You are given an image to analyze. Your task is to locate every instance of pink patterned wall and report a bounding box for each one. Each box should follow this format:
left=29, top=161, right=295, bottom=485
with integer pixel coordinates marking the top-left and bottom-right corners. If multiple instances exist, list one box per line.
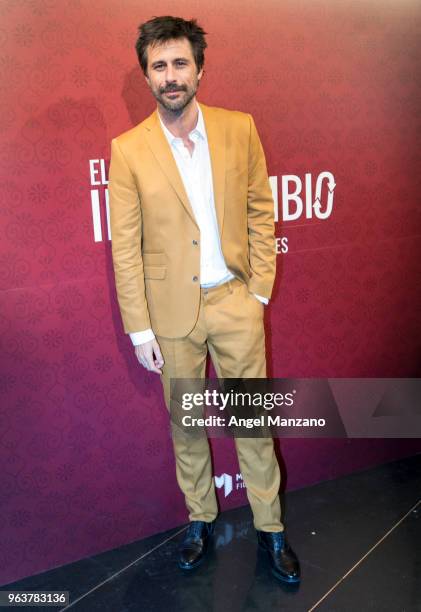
left=0, top=0, right=420, bottom=585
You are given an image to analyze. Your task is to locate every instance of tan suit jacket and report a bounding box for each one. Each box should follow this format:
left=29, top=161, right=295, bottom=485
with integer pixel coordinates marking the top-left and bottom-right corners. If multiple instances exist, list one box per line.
left=108, top=101, right=276, bottom=339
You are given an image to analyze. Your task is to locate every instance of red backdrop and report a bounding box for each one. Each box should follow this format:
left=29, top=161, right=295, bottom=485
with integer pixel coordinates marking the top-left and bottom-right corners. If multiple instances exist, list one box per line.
left=0, top=0, right=420, bottom=584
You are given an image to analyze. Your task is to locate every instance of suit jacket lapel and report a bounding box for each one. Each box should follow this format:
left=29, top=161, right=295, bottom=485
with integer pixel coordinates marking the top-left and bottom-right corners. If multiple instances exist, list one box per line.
left=199, top=102, right=226, bottom=237
left=143, top=102, right=226, bottom=237
left=143, top=109, right=197, bottom=226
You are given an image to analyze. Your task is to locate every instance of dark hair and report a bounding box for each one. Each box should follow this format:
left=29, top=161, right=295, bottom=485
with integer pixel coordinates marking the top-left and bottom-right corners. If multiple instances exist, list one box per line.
left=135, top=16, right=208, bottom=76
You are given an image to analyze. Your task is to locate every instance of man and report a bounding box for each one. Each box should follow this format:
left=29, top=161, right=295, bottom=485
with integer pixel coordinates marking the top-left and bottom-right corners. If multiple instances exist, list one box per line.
left=108, top=15, right=300, bottom=583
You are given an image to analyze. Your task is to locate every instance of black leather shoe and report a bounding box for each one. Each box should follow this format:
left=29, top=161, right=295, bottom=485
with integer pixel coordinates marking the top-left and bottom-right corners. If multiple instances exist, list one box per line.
left=178, top=520, right=216, bottom=570
left=257, top=530, right=301, bottom=583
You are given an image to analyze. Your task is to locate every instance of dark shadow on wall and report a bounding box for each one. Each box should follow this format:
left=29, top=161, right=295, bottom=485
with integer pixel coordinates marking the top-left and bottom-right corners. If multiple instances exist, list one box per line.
left=120, top=66, right=156, bottom=130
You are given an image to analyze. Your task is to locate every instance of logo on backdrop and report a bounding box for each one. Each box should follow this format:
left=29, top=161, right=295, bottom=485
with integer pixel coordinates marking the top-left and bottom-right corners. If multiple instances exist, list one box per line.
left=89, top=160, right=336, bottom=251
left=89, top=159, right=110, bottom=242
left=214, top=472, right=246, bottom=497
left=270, top=172, right=336, bottom=255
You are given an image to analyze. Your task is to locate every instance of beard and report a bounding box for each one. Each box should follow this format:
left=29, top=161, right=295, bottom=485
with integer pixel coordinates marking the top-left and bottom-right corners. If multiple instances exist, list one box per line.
left=151, top=78, right=199, bottom=114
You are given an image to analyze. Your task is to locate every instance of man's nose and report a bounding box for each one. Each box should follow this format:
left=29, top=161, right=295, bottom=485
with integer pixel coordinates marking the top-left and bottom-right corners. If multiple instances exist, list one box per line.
left=165, top=65, right=177, bottom=83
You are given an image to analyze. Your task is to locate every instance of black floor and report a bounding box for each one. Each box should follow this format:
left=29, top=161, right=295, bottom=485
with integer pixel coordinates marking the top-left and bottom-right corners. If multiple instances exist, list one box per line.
left=2, top=454, right=420, bottom=611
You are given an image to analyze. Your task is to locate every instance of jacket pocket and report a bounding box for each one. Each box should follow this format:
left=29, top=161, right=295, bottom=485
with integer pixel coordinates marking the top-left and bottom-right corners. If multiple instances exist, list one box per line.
left=142, top=251, right=165, bottom=265
left=144, top=265, right=166, bottom=280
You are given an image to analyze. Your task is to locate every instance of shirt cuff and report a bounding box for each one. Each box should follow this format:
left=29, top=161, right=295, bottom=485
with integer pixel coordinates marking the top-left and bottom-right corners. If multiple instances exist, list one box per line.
left=253, top=293, right=269, bottom=305
left=129, top=329, right=155, bottom=346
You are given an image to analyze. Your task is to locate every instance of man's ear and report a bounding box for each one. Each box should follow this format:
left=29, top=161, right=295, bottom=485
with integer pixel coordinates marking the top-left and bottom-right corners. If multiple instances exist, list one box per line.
left=144, top=73, right=150, bottom=87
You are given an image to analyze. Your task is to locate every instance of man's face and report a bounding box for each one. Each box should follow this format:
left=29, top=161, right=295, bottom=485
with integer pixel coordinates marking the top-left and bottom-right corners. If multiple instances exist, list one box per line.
left=144, top=37, right=203, bottom=113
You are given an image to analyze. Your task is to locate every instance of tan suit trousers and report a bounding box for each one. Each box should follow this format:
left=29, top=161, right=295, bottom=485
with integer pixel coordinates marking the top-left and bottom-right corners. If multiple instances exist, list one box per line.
left=157, top=278, right=284, bottom=532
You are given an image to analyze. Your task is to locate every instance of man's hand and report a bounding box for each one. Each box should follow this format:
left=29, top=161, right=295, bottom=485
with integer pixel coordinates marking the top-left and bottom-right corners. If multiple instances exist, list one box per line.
left=134, top=339, right=164, bottom=374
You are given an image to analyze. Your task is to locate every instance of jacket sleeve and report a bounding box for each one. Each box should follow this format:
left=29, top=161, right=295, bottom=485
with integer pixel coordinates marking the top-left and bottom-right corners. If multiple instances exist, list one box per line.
left=246, top=114, right=276, bottom=299
left=108, top=137, right=152, bottom=334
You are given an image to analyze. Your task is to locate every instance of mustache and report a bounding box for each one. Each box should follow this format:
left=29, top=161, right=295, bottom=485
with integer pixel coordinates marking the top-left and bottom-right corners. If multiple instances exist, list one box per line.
left=161, top=85, right=187, bottom=93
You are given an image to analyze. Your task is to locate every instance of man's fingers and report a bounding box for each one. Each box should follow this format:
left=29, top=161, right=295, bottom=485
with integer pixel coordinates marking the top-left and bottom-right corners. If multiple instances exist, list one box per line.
left=144, top=352, right=161, bottom=374
left=152, top=339, right=164, bottom=367
left=137, top=353, right=148, bottom=369
left=134, top=340, right=163, bottom=374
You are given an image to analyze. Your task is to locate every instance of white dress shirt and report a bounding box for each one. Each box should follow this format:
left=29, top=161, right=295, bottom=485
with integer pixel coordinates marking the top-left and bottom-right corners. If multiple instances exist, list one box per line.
left=130, top=101, right=268, bottom=346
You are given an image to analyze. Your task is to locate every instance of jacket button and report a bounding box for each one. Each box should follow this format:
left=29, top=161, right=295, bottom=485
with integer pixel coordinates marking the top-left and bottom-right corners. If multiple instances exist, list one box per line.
left=192, top=239, right=198, bottom=245
left=192, top=275, right=198, bottom=282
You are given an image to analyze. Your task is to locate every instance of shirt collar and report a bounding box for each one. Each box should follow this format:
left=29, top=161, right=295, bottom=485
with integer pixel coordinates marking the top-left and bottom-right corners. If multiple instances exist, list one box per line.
left=157, top=102, right=206, bottom=144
